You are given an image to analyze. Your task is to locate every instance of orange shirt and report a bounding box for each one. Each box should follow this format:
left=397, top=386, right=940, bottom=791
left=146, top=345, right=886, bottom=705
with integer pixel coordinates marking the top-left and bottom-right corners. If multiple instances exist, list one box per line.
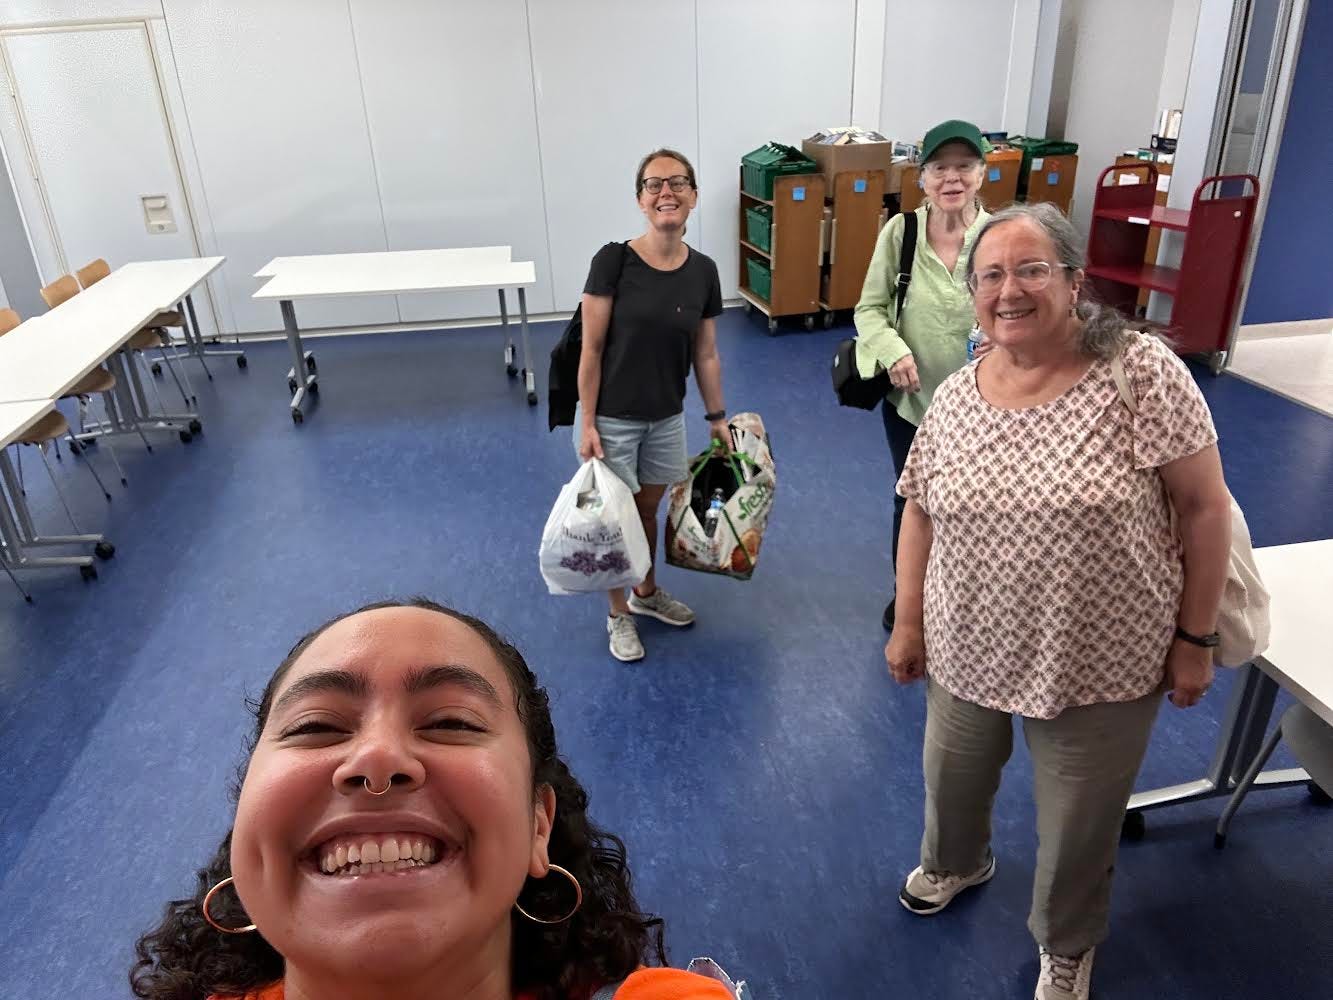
left=210, top=968, right=733, bottom=1000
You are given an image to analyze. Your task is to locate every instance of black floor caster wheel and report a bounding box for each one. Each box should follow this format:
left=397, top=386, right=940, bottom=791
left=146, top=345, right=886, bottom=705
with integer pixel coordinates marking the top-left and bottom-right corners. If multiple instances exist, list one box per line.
left=306, top=355, right=318, bottom=374
left=803, top=314, right=816, bottom=331
left=80, top=564, right=98, bottom=581
left=67, top=440, right=83, bottom=456
left=179, top=430, right=193, bottom=444
left=307, top=380, right=319, bottom=395
left=766, top=317, right=778, bottom=335
left=1121, top=811, right=1146, bottom=842
left=292, top=409, right=304, bottom=425
left=94, top=541, right=115, bottom=560
left=741, top=300, right=753, bottom=315
left=1311, top=782, right=1333, bottom=806
left=526, top=391, right=538, bottom=406
left=288, top=378, right=298, bottom=396
left=823, top=311, right=836, bottom=329
left=151, top=363, right=162, bottom=377
left=236, top=355, right=248, bottom=369
left=1213, top=832, right=1227, bottom=850
left=506, top=364, right=518, bottom=378
left=188, top=419, right=202, bottom=434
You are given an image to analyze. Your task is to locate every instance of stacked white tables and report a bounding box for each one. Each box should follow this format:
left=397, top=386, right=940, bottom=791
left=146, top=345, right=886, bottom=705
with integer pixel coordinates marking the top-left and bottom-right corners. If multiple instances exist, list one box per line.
left=0, top=256, right=226, bottom=442
left=1125, top=539, right=1333, bottom=837
left=252, top=247, right=538, bottom=423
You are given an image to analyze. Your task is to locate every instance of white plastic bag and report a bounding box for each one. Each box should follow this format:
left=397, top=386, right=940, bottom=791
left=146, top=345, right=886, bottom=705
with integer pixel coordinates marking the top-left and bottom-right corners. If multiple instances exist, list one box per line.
left=539, top=459, right=651, bottom=595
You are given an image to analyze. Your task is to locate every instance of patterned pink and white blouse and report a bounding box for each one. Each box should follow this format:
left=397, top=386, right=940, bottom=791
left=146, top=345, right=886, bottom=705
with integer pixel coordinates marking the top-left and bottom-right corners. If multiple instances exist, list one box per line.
left=896, top=332, right=1218, bottom=719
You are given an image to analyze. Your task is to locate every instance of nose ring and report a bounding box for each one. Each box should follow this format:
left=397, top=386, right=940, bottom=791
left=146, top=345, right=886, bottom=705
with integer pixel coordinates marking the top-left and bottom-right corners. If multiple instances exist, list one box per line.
left=364, top=777, right=393, bottom=796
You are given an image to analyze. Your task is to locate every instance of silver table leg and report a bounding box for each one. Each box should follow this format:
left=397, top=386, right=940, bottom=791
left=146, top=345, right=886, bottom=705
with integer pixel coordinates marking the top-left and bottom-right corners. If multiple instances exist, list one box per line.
left=282, top=299, right=317, bottom=424
left=517, top=286, right=536, bottom=406
left=498, top=289, right=517, bottom=377
left=1124, top=663, right=1311, bottom=836
left=150, top=293, right=245, bottom=372
left=0, top=450, right=102, bottom=575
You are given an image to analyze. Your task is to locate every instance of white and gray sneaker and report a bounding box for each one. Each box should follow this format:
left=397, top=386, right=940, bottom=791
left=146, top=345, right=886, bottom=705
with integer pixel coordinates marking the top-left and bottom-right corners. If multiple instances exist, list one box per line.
left=607, top=614, right=645, bottom=662
left=627, top=587, right=695, bottom=626
left=1035, top=947, right=1094, bottom=1000
left=898, top=852, right=997, bottom=915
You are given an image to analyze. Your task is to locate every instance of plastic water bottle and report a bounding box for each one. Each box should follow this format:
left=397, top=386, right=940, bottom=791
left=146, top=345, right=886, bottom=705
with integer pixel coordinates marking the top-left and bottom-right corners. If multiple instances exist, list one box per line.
left=703, top=489, right=725, bottom=538
left=967, top=325, right=986, bottom=361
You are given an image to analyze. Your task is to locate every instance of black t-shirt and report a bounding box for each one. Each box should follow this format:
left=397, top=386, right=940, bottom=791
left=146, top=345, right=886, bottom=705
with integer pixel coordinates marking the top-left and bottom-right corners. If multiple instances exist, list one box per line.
left=583, top=242, right=723, bottom=421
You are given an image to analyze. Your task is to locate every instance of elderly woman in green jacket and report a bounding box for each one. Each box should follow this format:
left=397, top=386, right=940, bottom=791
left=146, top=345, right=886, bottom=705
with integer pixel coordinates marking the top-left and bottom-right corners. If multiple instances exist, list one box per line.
left=854, top=120, right=991, bottom=630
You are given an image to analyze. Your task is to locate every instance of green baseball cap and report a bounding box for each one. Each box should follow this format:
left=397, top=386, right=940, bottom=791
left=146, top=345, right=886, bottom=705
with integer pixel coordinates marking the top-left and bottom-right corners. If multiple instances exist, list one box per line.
left=920, top=120, right=987, bottom=162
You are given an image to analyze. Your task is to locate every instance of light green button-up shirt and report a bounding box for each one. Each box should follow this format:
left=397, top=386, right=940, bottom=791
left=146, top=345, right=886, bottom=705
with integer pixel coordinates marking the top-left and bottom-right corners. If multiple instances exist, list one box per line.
left=853, top=202, right=989, bottom=427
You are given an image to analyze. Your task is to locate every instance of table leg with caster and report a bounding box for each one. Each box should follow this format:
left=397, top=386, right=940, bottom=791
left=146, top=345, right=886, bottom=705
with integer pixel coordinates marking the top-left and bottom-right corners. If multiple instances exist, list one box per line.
left=1123, top=664, right=1308, bottom=841
left=282, top=299, right=318, bottom=424
left=517, top=287, right=537, bottom=406
left=0, top=451, right=106, bottom=578
left=499, top=289, right=517, bottom=378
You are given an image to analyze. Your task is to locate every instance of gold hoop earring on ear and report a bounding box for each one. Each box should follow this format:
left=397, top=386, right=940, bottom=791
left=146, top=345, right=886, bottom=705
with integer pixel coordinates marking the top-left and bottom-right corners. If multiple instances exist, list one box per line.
left=514, top=863, right=583, bottom=925
left=202, top=876, right=258, bottom=935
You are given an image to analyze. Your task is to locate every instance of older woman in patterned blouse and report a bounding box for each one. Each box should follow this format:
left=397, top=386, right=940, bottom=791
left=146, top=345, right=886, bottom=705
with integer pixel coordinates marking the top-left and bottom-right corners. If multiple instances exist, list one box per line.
left=884, top=203, right=1232, bottom=1000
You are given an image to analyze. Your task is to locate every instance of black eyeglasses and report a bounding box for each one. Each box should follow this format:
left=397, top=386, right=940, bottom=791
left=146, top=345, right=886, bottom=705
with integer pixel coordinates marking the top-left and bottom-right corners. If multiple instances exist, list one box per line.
left=640, top=175, right=692, bottom=195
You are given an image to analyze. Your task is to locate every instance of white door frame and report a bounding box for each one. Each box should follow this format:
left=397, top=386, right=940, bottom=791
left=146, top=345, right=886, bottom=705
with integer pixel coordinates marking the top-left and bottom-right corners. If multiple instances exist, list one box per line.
left=0, top=18, right=227, bottom=336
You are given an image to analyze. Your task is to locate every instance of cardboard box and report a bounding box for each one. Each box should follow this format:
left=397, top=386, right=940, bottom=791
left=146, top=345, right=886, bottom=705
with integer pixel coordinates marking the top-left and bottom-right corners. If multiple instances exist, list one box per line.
left=802, top=136, right=893, bottom=191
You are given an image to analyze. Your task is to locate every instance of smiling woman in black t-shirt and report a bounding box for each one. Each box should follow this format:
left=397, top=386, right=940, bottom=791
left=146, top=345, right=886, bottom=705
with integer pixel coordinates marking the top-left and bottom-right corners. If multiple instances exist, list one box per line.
left=574, top=147, right=727, bottom=664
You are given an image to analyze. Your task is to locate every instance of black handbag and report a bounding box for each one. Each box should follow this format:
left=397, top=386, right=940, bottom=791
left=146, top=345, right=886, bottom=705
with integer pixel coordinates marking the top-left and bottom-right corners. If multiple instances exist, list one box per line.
left=831, top=211, right=918, bottom=410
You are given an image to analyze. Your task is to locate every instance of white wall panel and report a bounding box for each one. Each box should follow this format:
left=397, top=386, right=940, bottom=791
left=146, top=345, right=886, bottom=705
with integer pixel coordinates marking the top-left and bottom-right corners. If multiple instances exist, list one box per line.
left=162, top=0, right=394, bottom=333
left=147, top=17, right=226, bottom=338
left=526, top=0, right=698, bottom=312
left=1061, top=0, right=1174, bottom=233
left=880, top=1, right=1019, bottom=141
left=698, top=0, right=855, bottom=298
left=349, top=0, right=553, bottom=321
left=0, top=2, right=162, bottom=24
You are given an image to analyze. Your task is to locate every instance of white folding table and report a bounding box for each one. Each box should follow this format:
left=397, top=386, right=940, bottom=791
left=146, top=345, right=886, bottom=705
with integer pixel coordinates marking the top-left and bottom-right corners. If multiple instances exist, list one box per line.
left=0, top=398, right=110, bottom=585
left=252, top=247, right=538, bottom=423
left=0, top=257, right=226, bottom=442
left=1125, top=538, right=1333, bottom=837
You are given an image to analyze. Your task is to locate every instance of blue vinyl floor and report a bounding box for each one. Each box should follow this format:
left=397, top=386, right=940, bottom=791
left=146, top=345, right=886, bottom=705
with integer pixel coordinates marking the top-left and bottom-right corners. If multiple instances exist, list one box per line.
left=1, top=308, right=1330, bottom=999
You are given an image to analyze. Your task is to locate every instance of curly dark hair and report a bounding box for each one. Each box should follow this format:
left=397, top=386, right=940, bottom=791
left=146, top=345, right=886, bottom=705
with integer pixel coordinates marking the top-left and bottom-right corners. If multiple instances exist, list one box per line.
left=130, top=598, right=666, bottom=1000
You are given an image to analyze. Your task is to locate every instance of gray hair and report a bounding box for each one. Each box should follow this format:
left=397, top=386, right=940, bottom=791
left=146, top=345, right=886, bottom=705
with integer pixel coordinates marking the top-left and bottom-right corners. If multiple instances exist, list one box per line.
left=966, top=202, right=1141, bottom=360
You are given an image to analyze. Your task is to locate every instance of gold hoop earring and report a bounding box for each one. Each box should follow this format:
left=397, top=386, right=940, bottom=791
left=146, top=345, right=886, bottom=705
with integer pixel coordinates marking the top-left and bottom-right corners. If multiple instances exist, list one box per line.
left=202, top=876, right=257, bottom=935
left=514, top=863, right=583, bottom=925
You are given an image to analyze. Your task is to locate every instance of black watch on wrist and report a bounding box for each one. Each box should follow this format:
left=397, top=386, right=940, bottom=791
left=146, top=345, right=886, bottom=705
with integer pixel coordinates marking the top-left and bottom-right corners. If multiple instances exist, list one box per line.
left=1174, top=625, right=1220, bottom=649
left=704, top=410, right=726, bottom=422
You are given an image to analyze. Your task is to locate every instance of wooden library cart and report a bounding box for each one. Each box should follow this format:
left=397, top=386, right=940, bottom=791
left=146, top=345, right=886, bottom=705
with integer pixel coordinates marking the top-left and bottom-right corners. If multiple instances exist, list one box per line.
left=1085, top=164, right=1259, bottom=373
left=739, top=168, right=825, bottom=334
left=817, top=169, right=887, bottom=327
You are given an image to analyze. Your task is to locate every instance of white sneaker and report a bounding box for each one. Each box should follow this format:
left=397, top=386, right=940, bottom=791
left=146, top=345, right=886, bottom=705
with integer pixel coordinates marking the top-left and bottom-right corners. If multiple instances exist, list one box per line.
left=898, top=852, right=996, bottom=915
left=1035, top=947, right=1095, bottom=1000
left=627, top=586, right=695, bottom=626
left=607, top=614, right=644, bottom=662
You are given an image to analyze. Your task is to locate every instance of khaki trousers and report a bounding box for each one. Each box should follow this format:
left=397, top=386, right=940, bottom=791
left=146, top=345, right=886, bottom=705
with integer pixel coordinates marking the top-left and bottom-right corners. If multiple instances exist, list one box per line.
left=921, top=678, right=1160, bottom=955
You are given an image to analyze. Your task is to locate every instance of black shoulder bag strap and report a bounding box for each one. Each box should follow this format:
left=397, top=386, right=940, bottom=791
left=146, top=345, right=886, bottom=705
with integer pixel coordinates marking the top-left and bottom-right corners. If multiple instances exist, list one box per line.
left=894, top=211, right=918, bottom=324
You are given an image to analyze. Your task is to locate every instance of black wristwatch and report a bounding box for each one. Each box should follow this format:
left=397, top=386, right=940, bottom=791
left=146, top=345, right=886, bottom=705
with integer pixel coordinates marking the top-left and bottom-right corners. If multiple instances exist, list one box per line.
left=1174, top=625, right=1220, bottom=649
left=704, top=410, right=727, bottom=422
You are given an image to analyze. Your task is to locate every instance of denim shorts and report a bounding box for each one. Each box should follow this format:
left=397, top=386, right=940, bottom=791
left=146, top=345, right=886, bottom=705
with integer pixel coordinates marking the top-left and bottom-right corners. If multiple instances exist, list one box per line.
left=572, top=411, right=689, bottom=494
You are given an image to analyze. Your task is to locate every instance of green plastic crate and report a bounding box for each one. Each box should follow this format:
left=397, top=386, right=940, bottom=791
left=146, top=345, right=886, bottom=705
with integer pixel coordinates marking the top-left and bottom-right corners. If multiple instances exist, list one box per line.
left=744, top=204, right=773, bottom=251
left=745, top=257, right=772, bottom=302
left=742, top=143, right=817, bottom=200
